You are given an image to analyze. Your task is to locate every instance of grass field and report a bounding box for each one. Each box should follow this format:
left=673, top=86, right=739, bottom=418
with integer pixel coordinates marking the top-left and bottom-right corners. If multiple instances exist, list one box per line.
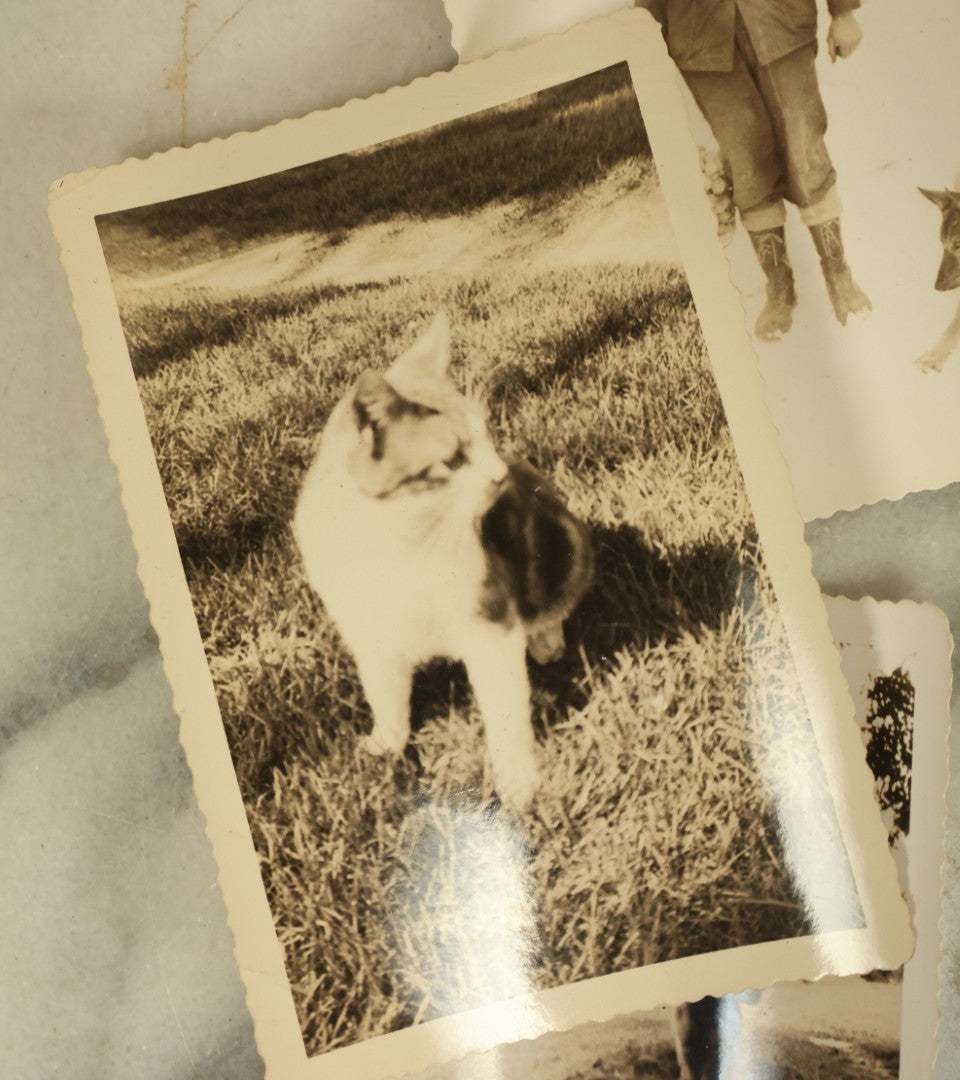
left=98, top=66, right=852, bottom=1057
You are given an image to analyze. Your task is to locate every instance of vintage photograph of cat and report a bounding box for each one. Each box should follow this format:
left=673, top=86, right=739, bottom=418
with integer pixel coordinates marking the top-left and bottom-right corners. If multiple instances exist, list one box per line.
left=294, top=312, right=594, bottom=811
left=95, top=64, right=861, bottom=1058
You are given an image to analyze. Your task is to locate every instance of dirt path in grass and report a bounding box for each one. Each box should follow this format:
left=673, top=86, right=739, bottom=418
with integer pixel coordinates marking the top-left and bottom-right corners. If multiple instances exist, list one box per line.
left=114, top=165, right=681, bottom=301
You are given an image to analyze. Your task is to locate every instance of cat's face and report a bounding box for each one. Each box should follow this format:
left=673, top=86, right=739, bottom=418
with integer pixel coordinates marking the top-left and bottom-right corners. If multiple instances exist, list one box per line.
left=346, top=314, right=507, bottom=500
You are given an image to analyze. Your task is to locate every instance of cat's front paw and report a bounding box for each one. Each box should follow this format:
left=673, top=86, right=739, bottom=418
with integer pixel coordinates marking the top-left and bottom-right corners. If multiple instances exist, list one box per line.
left=493, top=755, right=541, bottom=814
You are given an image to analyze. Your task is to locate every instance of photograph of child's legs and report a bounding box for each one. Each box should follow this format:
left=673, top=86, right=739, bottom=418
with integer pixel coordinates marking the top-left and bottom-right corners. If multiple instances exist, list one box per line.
left=679, top=9, right=870, bottom=340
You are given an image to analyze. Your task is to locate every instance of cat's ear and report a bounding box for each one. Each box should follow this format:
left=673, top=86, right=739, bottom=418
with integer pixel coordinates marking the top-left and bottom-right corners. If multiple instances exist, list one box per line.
left=353, top=369, right=399, bottom=428
left=392, top=313, right=452, bottom=382
left=920, top=187, right=953, bottom=211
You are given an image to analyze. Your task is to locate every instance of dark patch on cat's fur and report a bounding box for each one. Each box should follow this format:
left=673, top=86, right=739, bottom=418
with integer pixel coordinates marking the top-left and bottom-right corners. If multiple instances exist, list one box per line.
left=479, top=461, right=593, bottom=627
left=393, top=526, right=747, bottom=775
left=352, top=370, right=437, bottom=460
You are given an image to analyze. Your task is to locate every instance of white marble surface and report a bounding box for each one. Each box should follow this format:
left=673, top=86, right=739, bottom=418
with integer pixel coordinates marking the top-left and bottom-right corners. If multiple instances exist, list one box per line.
left=2, top=3, right=957, bottom=1078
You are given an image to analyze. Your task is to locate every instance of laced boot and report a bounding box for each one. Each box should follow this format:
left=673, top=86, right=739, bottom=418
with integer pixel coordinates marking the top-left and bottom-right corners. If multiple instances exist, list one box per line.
left=748, top=227, right=797, bottom=341
left=808, top=218, right=872, bottom=325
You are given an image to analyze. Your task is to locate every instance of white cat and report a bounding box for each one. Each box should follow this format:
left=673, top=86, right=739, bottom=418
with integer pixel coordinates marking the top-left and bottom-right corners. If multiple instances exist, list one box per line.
left=292, top=313, right=593, bottom=811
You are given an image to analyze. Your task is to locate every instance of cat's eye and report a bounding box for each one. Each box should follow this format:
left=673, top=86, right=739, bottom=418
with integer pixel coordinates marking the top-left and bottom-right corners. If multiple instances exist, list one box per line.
left=412, top=453, right=464, bottom=484
left=444, top=447, right=467, bottom=471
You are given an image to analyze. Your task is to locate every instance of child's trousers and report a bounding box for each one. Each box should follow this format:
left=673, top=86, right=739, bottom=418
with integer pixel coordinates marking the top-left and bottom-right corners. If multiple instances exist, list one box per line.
left=682, top=11, right=841, bottom=231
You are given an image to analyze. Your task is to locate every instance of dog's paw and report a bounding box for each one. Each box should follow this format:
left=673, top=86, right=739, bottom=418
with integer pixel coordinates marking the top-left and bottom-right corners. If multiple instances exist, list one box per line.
left=915, top=347, right=948, bottom=373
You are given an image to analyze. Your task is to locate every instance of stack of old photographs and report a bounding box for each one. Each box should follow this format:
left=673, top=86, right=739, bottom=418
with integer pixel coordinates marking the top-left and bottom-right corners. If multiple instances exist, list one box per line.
left=49, top=9, right=954, bottom=1079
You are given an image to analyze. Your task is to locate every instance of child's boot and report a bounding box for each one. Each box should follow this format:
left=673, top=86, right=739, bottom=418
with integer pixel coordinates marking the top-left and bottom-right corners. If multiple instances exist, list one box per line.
left=748, top=227, right=797, bottom=341
left=808, top=218, right=871, bottom=325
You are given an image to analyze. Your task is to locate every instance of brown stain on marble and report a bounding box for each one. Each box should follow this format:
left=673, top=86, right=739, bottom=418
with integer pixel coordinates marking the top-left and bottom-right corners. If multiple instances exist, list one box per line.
left=164, top=0, right=261, bottom=146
